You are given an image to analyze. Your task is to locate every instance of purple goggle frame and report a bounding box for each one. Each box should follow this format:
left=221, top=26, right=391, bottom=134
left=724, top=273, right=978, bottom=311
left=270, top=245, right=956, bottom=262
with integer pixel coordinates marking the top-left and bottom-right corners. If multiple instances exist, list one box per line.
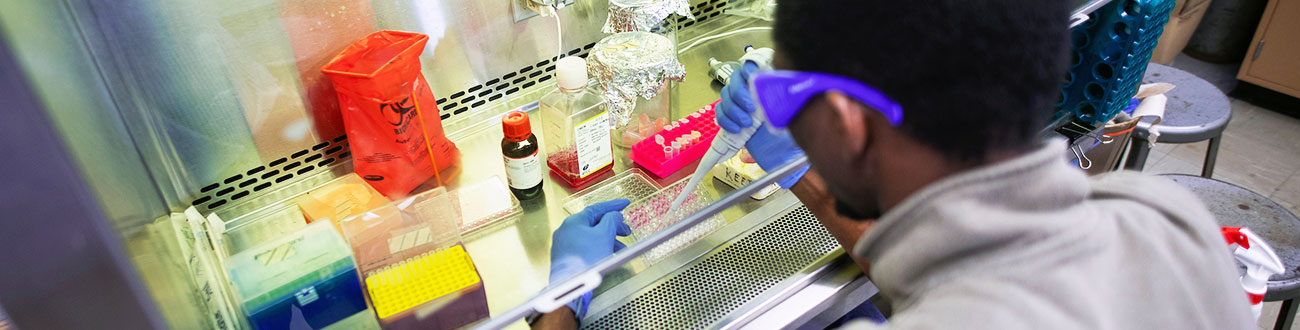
left=749, top=70, right=904, bottom=129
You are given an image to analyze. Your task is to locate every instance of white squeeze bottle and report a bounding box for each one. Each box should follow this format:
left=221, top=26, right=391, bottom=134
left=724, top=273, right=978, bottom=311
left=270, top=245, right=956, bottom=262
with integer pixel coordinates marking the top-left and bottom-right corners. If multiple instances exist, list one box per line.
left=542, top=57, right=614, bottom=187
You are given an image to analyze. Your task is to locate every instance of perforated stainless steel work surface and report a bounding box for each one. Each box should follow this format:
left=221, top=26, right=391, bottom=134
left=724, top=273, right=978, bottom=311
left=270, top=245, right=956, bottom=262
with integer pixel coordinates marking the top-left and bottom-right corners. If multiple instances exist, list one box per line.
left=581, top=206, right=838, bottom=330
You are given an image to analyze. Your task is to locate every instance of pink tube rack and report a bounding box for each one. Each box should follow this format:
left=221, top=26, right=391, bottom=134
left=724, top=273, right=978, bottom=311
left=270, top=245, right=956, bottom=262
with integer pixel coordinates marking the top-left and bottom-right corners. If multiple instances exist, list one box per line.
left=630, top=100, right=722, bottom=178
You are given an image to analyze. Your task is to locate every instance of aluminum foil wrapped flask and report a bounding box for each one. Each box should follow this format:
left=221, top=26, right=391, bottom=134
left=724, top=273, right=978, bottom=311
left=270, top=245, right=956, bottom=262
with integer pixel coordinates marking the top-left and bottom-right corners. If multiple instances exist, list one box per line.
left=588, top=32, right=686, bottom=147
left=604, top=0, right=694, bottom=34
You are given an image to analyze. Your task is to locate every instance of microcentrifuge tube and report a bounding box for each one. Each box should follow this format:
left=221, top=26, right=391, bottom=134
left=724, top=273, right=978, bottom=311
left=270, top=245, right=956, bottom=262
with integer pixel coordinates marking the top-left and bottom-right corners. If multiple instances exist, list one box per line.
left=691, top=130, right=701, bottom=141
left=678, top=118, right=689, bottom=125
left=655, top=134, right=666, bottom=145
left=691, top=112, right=702, bottom=118
left=671, top=141, right=681, bottom=152
left=664, top=125, right=673, bottom=132
left=663, top=146, right=674, bottom=157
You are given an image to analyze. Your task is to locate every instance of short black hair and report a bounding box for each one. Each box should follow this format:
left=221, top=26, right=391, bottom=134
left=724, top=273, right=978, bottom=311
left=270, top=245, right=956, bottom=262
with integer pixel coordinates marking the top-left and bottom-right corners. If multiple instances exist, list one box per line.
left=775, top=0, right=1071, bottom=161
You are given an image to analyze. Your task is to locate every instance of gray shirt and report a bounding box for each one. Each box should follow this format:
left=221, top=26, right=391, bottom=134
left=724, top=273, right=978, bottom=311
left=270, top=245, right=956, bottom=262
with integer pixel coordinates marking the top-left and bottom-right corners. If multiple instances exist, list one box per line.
left=844, top=140, right=1254, bottom=329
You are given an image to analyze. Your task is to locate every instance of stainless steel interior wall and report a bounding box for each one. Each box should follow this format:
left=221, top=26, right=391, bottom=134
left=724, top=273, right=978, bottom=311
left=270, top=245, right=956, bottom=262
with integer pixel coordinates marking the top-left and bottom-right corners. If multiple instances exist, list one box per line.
left=0, top=1, right=168, bottom=230
left=0, top=27, right=167, bottom=329
left=3, top=0, right=650, bottom=225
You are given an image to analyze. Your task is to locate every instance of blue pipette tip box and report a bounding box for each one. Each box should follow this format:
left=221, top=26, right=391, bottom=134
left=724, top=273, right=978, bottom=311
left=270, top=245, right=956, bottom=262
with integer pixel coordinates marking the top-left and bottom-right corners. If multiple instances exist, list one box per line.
left=227, top=222, right=368, bottom=330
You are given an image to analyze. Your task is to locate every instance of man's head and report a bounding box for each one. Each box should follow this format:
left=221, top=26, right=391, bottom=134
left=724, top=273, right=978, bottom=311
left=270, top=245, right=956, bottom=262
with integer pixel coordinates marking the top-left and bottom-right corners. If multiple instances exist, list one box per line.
left=773, top=0, right=1071, bottom=219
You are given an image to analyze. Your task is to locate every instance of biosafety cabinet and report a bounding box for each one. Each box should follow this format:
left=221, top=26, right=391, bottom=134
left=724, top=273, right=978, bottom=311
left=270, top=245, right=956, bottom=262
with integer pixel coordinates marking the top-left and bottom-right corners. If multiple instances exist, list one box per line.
left=0, top=0, right=1106, bottom=329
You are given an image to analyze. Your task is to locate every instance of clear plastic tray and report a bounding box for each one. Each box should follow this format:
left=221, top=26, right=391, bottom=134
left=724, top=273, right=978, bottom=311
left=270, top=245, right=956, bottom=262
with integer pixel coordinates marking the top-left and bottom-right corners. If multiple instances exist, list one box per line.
left=622, top=179, right=726, bottom=263
left=562, top=169, right=663, bottom=215
left=452, top=176, right=522, bottom=234
left=564, top=171, right=725, bottom=264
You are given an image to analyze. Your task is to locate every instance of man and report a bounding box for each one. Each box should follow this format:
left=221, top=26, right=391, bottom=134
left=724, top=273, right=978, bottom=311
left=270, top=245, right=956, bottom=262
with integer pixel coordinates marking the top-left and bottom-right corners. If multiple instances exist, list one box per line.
left=536, top=0, right=1255, bottom=328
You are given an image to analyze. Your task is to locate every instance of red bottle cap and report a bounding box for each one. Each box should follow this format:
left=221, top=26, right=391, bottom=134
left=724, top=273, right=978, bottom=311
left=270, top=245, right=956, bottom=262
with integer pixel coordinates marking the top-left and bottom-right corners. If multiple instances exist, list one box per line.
left=502, top=111, right=532, bottom=142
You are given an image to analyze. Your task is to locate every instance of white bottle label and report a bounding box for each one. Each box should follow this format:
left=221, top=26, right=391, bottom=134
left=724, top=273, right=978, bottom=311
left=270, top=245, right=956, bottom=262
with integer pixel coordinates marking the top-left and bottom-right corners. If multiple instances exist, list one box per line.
left=575, top=112, right=614, bottom=178
left=504, top=150, right=542, bottom=190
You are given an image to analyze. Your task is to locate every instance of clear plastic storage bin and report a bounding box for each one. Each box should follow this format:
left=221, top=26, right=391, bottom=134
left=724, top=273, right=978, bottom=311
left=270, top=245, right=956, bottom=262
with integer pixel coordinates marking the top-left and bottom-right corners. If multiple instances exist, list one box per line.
left=337, top=187, right=488, bottom=330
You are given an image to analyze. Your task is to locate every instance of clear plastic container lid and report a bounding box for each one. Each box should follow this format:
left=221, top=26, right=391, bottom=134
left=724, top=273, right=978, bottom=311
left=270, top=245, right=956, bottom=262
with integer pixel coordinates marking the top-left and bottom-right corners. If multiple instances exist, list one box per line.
left=298, top=173, right=391, bottom=226
left=337, top=187, right=489, bottom=324
left=225, top=221, right=357, bottom=310
left=220, top=203, right=310, bottom=258
left=588, top=32, right=685, bottom=127
left=337, top=187, right=463, bottom=273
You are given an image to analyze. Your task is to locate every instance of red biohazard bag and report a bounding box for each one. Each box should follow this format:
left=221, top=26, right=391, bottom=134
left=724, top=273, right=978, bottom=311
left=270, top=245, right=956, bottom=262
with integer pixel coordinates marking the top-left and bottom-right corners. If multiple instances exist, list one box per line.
left=322, top=30, right=459, bottom=197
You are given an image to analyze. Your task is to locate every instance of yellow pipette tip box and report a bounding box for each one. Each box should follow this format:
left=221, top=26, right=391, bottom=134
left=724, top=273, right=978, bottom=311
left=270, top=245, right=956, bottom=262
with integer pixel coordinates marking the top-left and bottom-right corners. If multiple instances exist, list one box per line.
left=364, top=245, right=482, bottom=319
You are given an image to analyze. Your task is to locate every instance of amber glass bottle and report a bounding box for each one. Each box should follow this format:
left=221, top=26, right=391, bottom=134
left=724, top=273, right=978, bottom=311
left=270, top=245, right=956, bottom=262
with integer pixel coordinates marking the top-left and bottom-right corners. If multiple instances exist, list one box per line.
left=502, top=111, right=543, bottom=200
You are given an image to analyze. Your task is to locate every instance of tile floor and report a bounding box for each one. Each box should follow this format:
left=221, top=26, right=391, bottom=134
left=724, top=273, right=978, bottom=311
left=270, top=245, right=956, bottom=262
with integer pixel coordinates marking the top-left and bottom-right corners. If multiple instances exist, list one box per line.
left=1138, top=56, right=1300, bottom=330
left=1144, top=98, right=1300, bottom=216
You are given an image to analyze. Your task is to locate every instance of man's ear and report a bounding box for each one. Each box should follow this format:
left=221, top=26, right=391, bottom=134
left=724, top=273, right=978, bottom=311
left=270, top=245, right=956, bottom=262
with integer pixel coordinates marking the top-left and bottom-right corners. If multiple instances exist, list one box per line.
left=824, top=92, right=870, bottom=160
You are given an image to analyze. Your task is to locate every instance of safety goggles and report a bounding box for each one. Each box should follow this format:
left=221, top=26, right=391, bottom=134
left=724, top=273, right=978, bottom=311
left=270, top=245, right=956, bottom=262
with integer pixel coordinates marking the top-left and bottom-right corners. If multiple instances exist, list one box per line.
left=749, top=70, right=904, bottom=129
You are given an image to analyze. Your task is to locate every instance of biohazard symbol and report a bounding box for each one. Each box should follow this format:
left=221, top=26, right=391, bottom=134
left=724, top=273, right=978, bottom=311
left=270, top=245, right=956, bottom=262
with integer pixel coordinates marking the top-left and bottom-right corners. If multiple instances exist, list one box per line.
left=380, top=97, right=416, bottom=127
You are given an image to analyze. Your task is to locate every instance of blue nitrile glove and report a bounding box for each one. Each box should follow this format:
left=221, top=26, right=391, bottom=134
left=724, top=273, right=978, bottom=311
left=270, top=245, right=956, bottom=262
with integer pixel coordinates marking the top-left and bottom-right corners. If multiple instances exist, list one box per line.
left=549, top=199, right=633, bottom=320
left=715, top=62, right=810, bottom=188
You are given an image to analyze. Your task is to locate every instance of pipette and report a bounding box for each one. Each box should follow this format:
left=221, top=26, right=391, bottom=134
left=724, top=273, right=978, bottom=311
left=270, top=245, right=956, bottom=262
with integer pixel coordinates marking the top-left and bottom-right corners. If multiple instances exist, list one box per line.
left=668, top=46, right=774, bottom=212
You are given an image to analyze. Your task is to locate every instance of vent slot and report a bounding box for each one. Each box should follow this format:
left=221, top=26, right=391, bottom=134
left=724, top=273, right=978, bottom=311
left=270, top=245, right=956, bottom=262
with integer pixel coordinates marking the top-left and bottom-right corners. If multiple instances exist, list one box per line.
left=436, top=42, right=597, bottom=119
left=188, top=136, right=350, bottom=213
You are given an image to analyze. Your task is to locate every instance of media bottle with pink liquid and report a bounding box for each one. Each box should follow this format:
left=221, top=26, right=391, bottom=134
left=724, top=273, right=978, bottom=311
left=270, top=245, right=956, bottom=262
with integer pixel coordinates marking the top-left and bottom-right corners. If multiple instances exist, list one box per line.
left=541, top=57, right=614, bottom=187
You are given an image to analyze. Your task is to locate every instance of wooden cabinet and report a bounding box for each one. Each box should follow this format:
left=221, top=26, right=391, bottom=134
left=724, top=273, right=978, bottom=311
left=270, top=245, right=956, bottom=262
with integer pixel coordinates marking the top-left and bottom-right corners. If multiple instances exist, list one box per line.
left=1239, top=0, right=1300, bottom=98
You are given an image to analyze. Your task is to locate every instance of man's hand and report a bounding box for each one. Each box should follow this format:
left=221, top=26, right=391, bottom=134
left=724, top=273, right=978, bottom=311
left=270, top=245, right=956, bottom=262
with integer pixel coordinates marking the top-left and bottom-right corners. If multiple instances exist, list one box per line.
left=715, top=62, right=809, bottom=188
left=547, top=199, right=632, bottom=322
left=532, top=306, right=577, bottom=329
